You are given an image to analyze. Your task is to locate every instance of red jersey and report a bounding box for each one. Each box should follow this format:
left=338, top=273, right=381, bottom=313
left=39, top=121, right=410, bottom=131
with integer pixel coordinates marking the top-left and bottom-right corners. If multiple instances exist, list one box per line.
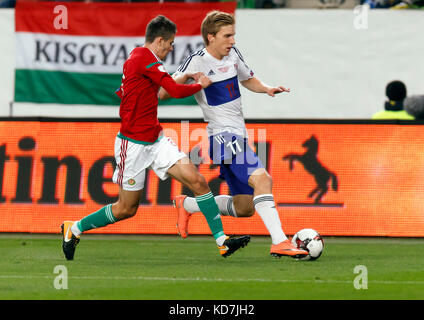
left=116, top=47, right=201, bottom=143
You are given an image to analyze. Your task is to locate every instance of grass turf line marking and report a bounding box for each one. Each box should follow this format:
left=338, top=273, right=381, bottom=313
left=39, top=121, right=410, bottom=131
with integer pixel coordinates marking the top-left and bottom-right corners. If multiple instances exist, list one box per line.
left=1, top=275, right=424, bottom=285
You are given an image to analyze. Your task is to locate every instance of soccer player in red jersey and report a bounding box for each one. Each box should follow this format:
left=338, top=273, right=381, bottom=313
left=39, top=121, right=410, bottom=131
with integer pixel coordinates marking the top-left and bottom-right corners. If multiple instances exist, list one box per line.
left=61, top=15, right=250, bottom=260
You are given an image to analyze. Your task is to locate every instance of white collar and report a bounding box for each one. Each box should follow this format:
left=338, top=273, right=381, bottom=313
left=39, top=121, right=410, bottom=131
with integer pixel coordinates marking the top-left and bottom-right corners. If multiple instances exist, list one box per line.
left=204, top=48, right=228, bottom=64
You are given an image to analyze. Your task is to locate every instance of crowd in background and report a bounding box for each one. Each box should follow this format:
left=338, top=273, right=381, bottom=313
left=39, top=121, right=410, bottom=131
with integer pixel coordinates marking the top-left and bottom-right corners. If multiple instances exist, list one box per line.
left=372, top=80, right=424, bottom=120
left=361, top=0, right=424, bottom=9
left=2, top=0, right=424, bottom=8
left=3, top=0, right=252, bottom=9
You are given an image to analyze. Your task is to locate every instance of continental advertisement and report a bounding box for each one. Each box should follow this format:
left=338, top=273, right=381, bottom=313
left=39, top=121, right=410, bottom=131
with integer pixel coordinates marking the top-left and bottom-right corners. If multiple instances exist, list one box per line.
left=1, top=120, right=423, bottom=237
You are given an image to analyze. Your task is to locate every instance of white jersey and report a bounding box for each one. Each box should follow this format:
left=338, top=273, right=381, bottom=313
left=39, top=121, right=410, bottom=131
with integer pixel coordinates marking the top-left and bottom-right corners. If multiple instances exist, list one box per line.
left=174, top=47, right=254, bottom=138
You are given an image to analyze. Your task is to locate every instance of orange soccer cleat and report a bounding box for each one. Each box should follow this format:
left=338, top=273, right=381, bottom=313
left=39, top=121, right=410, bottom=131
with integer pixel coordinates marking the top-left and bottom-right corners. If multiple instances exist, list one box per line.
left=270, top=239, right=308, bottom=259
left=173, top=195, right=191, bottom=238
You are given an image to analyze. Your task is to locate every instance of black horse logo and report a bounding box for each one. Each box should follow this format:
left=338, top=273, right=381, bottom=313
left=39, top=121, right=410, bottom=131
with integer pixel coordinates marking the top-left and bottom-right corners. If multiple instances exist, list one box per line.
left=283, top=135, right=338, bottom=204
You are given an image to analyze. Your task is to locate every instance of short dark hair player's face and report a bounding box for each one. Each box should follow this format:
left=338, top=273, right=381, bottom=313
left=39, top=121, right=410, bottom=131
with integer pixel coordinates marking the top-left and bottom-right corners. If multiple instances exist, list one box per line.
left=157, top=35, right=175, bottom=60
left=208, top=24, right=235, bottom=59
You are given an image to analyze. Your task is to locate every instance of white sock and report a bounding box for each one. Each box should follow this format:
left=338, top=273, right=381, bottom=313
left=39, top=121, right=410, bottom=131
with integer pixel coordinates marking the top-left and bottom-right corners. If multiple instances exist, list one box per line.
left=215, top=195, right=237, bottom=217
left=184, top=195, right=237, bottom=217
left=71, top=222, right=82, bottom=237
left=182, top=196, right=200, bottom=213
left=216, top=235, right=227, bottom=246
left=253, top=194, right=287, bottom=245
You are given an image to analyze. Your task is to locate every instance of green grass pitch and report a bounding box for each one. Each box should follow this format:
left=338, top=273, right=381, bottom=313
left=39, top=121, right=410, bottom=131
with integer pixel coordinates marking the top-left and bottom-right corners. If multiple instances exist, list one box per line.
left=0, top=234, right=423, bottom=300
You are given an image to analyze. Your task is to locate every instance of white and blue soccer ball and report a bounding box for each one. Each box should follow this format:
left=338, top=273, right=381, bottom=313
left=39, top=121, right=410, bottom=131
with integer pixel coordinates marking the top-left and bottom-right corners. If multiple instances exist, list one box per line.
left=291, top=228, right=324, bottom=261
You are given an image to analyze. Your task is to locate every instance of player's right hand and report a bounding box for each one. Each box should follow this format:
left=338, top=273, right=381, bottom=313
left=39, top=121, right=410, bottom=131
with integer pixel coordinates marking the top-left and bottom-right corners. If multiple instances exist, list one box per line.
left=187, top=72, right=204, bottom=82
left=198, top=75, right=212, bottom=89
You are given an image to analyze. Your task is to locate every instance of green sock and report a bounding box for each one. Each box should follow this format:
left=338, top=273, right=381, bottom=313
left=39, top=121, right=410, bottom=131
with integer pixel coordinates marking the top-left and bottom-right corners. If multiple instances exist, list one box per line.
left=77, top=204, right=117, bottom=232
left=196, top=192, right=225, bottom=240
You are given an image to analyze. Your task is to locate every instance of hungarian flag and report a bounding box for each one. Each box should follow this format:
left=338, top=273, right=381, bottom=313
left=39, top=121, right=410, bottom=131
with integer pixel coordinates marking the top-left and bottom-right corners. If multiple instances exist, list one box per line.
left=14, top=1, right=236, bottom=106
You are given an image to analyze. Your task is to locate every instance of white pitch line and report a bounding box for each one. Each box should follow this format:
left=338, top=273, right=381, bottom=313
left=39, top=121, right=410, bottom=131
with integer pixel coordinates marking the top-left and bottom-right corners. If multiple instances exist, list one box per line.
left=1, top=275, right=424, bottom=285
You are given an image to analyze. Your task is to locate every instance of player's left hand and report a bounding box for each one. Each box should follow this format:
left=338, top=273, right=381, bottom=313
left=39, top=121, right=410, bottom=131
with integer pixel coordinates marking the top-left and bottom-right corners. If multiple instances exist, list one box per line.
left=267, top=86, right=290, bottom=97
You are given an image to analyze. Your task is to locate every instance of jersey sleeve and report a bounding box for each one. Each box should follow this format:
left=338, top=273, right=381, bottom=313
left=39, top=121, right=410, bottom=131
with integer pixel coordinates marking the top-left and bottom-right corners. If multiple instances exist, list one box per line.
left=232, top=47, right=254, bottom=82
left=141, top=60, right=169, bottom=85
left=121, top=50, right=169, bottom=87
left=173, top=53, right=199, bottom=84
left=160, top=76, right=201, bottom=98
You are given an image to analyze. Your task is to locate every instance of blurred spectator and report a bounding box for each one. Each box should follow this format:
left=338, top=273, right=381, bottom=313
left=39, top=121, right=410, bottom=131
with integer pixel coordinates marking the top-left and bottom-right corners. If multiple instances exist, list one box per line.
left=362, top=0, right=401, bottom=8
left=390, top=0, right=424, bottom=8
left=0, top=0, right=15, bottom=8
left=255, top=0, right=286, bottom=8
left=404, top=95, right=424, bottom=119
left=362, top=0, right=424, bottom=7
left=372, top=80, right=415, bottom=120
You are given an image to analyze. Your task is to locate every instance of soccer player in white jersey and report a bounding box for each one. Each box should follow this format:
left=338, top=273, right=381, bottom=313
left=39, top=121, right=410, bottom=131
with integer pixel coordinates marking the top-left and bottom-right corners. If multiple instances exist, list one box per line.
left=159, top=11, right=307, bottom=258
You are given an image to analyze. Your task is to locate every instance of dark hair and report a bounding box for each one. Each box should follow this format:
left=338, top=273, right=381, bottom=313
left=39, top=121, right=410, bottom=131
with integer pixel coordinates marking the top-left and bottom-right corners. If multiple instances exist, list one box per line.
left=386, top=80, right=407, bottom=101
left=145, top=15, right=176, bottom=44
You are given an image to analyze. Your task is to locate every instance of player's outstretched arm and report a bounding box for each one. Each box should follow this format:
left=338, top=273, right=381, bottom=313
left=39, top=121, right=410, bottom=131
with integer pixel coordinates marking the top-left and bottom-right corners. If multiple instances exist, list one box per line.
left=241, top=77, right=290, bottom=97
left=159, top=72, right=204, bottom=100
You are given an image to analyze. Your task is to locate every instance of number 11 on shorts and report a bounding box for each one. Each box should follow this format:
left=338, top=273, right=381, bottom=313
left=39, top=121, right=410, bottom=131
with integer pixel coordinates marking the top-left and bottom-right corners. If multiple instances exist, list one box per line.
left=226, top=140, right=242, bottom=155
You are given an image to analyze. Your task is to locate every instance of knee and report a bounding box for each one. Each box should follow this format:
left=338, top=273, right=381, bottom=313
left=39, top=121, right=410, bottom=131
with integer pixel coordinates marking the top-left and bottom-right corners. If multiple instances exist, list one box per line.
left=236, top=206, right=255, bottom=217
left=263, top=175, right=273, bottom=189
left=114, top=203, right=138, bottom=220
left=251, top=172, right=273, bottom=191
left=233, top=201, right=256, bottom=217
left=187, top=174, right=209, bottom=195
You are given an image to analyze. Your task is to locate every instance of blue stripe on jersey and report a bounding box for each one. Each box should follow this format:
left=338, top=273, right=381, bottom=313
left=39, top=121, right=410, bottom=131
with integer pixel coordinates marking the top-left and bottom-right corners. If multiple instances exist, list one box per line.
left=232, top=47, right=244, bottom=62
left=204, top=75, right=240, bottom=106
left=178, top=49, right=205, bottom=72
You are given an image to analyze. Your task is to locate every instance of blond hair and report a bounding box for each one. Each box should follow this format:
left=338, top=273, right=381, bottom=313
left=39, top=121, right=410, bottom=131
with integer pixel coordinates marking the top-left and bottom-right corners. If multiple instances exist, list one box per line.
left=201, top=11, right=235, bottom=46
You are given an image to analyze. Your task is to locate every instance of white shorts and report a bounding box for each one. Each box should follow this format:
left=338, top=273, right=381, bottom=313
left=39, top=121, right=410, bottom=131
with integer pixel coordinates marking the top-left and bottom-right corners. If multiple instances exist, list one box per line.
left=112, top=134, right=187, bottom=191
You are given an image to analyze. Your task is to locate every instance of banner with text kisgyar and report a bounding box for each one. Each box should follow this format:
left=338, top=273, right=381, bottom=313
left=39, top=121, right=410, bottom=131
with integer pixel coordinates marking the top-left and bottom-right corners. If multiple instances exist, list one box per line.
left=14, top=2, right=236, bottom=106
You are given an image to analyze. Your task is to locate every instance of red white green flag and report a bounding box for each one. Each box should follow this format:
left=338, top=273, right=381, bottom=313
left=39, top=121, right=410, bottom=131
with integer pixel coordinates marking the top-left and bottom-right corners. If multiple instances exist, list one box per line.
left=14, top=1, right=236, bottom=106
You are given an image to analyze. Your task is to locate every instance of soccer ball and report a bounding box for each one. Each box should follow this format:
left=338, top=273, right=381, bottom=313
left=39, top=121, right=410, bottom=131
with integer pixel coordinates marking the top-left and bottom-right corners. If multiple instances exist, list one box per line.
left=291, top=228, right=324, bottom=261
